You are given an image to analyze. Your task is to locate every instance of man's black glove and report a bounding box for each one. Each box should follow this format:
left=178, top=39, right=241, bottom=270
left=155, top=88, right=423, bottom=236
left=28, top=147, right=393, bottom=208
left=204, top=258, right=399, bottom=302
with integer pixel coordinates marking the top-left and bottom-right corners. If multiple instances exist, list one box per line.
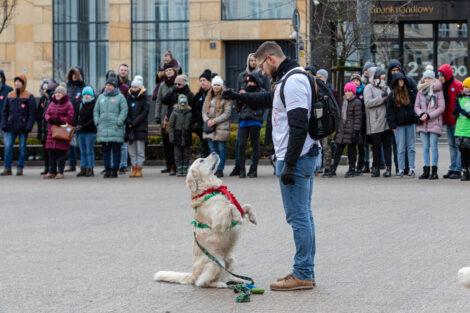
left=281, top=164, right=296, bottom=185
left=381, top=91, right=388, bottom=98
left=351, top=131, right=359, bottom=144
left=221, top=89, right=240, bottom=100
left=154, top=117, right=161, bottom=124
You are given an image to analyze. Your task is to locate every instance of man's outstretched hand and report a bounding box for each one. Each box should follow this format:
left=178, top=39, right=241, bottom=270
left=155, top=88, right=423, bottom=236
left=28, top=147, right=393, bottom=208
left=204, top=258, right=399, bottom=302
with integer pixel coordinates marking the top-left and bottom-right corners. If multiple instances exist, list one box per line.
left=222, top=89, right=240, bottom=100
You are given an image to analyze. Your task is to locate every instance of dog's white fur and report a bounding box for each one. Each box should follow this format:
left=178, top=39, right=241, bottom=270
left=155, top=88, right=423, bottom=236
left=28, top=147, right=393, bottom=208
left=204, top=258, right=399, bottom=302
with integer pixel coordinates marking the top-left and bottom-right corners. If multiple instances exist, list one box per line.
left=458, top=267, right=470, bottom=288
left=154, top=152, right=257, bottom=288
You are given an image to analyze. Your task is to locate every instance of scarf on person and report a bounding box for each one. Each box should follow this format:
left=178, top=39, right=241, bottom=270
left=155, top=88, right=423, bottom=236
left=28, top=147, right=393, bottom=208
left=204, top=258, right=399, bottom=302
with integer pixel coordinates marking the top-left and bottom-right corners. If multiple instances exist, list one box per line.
left=418, top=79, right=436, bottom=108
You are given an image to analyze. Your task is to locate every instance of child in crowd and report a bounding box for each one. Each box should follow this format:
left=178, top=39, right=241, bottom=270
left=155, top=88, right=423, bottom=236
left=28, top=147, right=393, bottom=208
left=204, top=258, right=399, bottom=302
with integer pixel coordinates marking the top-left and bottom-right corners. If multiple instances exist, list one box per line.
left=169, top=94, right=192, bottom=176
left=453, top=77, right=470, bottom=181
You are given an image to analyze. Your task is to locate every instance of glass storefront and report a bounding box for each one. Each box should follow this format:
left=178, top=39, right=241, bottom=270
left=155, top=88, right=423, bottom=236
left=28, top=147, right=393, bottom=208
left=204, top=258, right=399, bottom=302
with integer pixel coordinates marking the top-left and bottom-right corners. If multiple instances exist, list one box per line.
left=131, top=0, right=189, bottom=89
left=221, top=0, right=296, bottom=20
left=53, top=0, right=108, bottom=89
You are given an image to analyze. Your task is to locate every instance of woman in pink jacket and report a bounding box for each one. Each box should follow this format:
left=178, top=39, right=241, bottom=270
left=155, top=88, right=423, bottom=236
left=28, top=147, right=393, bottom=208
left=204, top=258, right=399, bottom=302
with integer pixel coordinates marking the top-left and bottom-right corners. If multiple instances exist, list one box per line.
left=43, top=83, right=74, bottom=179
left=414, top=69, right=445, bottom=180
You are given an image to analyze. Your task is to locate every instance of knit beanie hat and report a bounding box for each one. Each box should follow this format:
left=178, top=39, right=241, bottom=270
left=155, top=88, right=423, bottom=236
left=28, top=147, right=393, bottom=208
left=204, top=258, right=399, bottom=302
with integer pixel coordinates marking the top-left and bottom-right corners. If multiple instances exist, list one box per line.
left=199, top=69, right=212, bottom=81
left=55, top=82, right=67, bottom=96
left=351, top=73, right=361, bottom=82
left=304, top=66, right=317, bottom=75
left=131, top=75, right=144, bottom=89
left=425, top=64, right=434, bottom=71
left=82, top=86, right=94, bottom=97
left=163, top=63, right=174, bottom=70
left=175, top=74, right=188, bottom=85
left=344, top=82, right=357, bottom=94
left=363, top=61, right=376, bottom=74
left=317, top=69, right=328, bottom=80
left=463, top=77, right=470, bottom=89
left=422, top=70, right=435, bottom=80
left=211, top=75, right=224, bottom=86
left=106, top=75, right=118, bottom=88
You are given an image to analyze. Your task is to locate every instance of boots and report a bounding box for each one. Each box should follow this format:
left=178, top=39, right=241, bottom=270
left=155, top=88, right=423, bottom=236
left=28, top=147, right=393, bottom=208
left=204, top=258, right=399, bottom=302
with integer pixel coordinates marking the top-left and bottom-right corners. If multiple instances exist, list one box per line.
left=344, top=167, right=356, bottom=178
left=322, top=168, right=330, bottom=178
left=135, top=166, right=143, bottom=177
left=363, top=163, right=370, bottom=173
left=215, top=169, right=223, bottom=177
left=182, top=166, right=188, bottom=176
left=419, top=166, right=430, bottom=180
left=430, top=166, right=439, bottom=180
left=177, top=166, right=185, bottom=177
left=169, top=164, right=176, bottom=176
left=103, top=168, right=112, bottom=178
left=383, top=166, right=392, bottom=177
left=85, top=168, right=94, bottom=177
left=111, top=168, right=118, bottom=178
left=248, top=165, right=257, bottom=178
left=239, top=167, right=246, bottom=178
left=40, top=168, right=48, bottom=175
left=1, top=168, right=12, bottom=176
left=460, top=170, right=469, bottom=181
left=371, top=167, right=380, bottom=177
left=130, top=166, right=137, bottom=177
left=76, top=168, right=86, bottom=177
left=16, top=167, right=23, bottom=176
left=325, top=165, right=337, bottom=177
left=229, top=166, right=240, bottom=176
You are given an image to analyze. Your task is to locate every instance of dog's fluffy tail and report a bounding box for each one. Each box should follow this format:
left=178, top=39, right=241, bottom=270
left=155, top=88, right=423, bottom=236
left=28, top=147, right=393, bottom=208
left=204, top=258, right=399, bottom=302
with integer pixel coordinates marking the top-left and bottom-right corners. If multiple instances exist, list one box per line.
left=153, top=271, right=194, bottom=285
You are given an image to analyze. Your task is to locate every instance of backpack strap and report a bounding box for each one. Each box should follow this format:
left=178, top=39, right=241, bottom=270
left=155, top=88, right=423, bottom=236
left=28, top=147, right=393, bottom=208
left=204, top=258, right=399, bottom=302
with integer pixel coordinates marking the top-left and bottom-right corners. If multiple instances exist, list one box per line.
left=279, top=69, right=317, bottom=107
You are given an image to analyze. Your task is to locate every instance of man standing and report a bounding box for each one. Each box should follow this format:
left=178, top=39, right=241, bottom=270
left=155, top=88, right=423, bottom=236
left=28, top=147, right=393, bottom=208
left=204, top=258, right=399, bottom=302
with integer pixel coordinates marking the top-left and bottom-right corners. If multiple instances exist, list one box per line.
left=438, top=64, right=463, bottom=179
left=0, top=74, right=37, bottom=176
left=223, top=41, right=321, bottom=290
left=118, top=64, right=131, bottom=88
left=118, top=64, right=132, bottom=174
left=0, top=69, right=13, bottom=144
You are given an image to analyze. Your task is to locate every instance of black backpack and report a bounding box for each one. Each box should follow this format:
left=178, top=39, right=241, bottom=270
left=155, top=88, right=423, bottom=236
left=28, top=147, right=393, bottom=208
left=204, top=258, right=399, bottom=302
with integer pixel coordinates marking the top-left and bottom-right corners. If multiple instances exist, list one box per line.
left=280, top=69, right=340, bottom=140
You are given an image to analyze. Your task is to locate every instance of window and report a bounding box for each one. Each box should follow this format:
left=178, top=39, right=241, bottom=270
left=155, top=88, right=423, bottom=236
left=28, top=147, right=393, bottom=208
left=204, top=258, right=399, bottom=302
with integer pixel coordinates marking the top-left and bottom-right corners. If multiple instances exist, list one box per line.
left=439, top=24, right=450, bottom=38
left=53, top=0, right=108, bottom=90
left=131, top=0, right=189, bottom=90
left=221, top=0, right=296, bottom=20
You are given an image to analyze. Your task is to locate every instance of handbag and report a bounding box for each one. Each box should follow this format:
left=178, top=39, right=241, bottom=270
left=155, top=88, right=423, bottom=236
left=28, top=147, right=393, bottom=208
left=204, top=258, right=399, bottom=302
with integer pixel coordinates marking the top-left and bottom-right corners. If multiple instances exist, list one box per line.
left=51, top=123, right=75, bottom=142
left=203, top=121, right=215, bottom=134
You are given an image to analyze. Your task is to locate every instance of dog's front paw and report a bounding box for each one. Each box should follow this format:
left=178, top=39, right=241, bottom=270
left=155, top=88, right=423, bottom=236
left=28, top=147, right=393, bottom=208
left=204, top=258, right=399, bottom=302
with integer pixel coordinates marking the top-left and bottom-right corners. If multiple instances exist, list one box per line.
left=242, top=204, right=257, bottom=225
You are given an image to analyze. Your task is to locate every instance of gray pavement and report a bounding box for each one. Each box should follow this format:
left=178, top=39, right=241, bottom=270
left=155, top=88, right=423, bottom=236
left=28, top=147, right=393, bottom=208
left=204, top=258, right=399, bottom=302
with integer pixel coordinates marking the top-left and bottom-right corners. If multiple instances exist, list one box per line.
left=1, top=148, right=470, bottom=313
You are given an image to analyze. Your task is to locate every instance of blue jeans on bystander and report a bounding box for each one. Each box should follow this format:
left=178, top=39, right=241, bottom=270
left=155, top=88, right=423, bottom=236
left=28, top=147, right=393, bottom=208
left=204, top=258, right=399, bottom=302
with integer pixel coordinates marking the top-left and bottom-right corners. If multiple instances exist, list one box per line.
left=4, top=132, right=26, bottom=168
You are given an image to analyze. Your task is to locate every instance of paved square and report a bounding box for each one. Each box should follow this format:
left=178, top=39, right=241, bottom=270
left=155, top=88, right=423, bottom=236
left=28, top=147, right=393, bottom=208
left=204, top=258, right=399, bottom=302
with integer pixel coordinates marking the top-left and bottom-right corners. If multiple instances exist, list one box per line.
left=1, top=150, right=469, bottom=313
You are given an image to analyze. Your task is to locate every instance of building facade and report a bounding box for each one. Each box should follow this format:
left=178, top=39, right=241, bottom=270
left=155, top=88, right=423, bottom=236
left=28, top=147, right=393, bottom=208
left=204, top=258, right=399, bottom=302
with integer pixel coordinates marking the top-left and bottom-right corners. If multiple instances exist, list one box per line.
left=0, top=0, right=309, bottom=94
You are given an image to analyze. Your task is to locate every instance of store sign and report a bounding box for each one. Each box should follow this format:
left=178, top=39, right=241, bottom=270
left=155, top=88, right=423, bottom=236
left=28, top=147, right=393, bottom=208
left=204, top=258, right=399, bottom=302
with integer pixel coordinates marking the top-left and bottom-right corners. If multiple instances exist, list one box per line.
left=371, top=5, right=435, bottom=17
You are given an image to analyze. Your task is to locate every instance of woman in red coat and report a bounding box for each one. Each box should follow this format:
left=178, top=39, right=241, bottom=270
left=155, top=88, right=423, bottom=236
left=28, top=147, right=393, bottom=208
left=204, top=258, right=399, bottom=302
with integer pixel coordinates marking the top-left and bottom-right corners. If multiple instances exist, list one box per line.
left=438, top=64, right=463, bottom=179
left=44, top=83, right=74, bottom=179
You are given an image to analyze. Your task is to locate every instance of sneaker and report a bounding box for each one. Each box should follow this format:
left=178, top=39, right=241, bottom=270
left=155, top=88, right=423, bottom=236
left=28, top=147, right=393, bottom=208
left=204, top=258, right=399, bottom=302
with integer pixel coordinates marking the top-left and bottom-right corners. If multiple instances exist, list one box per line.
left=270, top=274, right=314, bottom=291
left=407, top=169, right=415, bottom=178
left=449, top=171, right=462, bottom=179
left=395, top=171, right=404, bottom=178
left=118, top=167, right=127, bottom=175
left=277, top=273, right=316, bottom=286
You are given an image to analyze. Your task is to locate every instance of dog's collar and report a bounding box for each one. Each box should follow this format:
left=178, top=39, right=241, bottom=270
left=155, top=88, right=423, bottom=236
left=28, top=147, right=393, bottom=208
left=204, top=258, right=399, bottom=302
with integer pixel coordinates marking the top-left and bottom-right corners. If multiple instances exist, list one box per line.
left=192, top=185, right=245, bottom=216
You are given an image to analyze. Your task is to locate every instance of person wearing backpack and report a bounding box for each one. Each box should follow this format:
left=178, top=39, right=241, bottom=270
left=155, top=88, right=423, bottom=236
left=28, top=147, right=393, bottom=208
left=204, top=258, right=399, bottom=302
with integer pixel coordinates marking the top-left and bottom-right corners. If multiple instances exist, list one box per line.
left=326, top=82, right=363, bottom=178
left=169, top=94, right=192, bottom=176
left=222, top=41, right=324, bottom=291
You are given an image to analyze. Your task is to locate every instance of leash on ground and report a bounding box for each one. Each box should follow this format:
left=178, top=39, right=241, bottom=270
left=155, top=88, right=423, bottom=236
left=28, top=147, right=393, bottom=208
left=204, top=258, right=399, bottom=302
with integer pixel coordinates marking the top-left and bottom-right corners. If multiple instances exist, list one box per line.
left=193, top=231, right=254, bottom=303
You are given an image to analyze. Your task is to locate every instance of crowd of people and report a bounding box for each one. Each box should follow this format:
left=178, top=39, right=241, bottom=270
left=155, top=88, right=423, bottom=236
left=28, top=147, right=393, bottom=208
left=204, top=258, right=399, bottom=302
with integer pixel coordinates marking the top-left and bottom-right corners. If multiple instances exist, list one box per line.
left=0, top=48, right=469, bottom=181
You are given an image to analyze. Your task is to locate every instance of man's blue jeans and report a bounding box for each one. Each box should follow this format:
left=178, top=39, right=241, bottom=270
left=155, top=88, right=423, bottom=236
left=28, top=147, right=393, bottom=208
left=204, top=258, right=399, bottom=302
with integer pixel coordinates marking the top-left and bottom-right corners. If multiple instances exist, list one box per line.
left=120, top=142, right=128, bottom=168
left=4, top=132, right=26, bottom=168
left=420, top=132, right=439, bottom=167
left=446, top=124, right=461, bottom=171
left=275, top=146, right=322, bottom=281
left=78, top=133, right=96, bottom=168
left=207, top=140, right=226, bottom=171
left=394, top=124, right=416, bottom=172
left=68, top=145, right=77, bottom=167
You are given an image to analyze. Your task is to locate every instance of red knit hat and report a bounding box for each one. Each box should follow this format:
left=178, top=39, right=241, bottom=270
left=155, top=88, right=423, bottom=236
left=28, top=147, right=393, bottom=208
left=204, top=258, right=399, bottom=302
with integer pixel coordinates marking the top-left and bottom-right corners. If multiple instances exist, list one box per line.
left=344, top=82, right=356, bottom=94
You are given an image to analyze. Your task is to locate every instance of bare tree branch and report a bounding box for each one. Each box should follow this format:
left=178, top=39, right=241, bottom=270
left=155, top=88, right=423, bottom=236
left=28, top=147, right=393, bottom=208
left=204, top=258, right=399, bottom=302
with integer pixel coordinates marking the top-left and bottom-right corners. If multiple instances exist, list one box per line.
left=0, top=0, right=16, bottom=35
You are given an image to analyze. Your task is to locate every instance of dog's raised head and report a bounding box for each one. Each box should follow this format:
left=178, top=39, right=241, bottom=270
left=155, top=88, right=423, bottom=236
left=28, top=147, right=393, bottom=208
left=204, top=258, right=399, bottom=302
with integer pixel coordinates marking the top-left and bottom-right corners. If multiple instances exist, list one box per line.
left=186, top=152, right=222, bottom=196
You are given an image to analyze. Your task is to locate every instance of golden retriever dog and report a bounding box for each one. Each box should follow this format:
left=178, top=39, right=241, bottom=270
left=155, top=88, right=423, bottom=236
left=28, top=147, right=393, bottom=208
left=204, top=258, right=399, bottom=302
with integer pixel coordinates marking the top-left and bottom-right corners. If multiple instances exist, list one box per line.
left=154, top=152, right=257, bottom=288
left=458, top=267, right=470, bottom=288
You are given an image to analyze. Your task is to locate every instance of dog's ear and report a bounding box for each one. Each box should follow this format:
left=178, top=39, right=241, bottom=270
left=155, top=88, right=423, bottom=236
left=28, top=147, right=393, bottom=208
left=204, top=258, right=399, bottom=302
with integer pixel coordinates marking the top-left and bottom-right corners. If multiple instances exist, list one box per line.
left=186, top=168, right=198, bottom=193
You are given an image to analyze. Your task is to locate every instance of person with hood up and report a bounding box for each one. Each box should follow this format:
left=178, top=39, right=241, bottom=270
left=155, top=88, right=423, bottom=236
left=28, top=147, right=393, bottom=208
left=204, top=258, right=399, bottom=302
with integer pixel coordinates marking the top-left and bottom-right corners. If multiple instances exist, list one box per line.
left=65, top=66, right=85, bottom=172
left=36, top=78, right=58, bottom=175
left=386, top=72, right=420, bottom=178
left=94, top=74, right=128, bottom=178
left=169, top=94, right=192, bottom=177
left=76, top=86, right=97, bottom=177
left=155, top=63, right=177, bottom=175
left=0, top=74, right=37, bottom=176
left=351, top=73, right=367, bottom=174
left=327, top=82, right=363, bottom=178
left=0, top=69, right=13, bottom=141
left=202, top=75, right=232, bottom=178
left=125, top=75, right=149, bottom=178
left=363, top=67, right=393, bottom=177
left=453, top=77, right=470, bottom=181
left=362, top=61, right=376, bottom=86
left=414, top=69, right=445, bottom=180
left=438, top=63, right=464, bottom=179
left=43, top=83, right=74, bottom=179
left=237, top=73, right=264, bottom=178
left=192, top=69, right=212, bottom=158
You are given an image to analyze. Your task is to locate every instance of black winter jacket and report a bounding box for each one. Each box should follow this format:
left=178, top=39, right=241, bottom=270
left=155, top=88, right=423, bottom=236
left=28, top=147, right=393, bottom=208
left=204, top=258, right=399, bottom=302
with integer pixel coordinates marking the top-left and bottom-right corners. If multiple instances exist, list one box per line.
left=126, top=88, right=150, bottom=142
left=193, top=88, right=208, bottom=132
left=66, top=67, right=86, bottom=126
left=162, top=85, right=194, bottom=119
left=77, top=99, right=97, bottom=133
left=386, top=73, right=419, bottom=129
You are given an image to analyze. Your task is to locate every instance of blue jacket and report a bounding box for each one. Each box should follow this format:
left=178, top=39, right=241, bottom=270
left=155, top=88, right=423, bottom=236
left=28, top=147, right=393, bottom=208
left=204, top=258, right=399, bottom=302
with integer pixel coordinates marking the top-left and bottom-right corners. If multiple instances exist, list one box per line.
left=0, top=70, right=13, bottom=119
left=0, top=74, right=37, bottom=133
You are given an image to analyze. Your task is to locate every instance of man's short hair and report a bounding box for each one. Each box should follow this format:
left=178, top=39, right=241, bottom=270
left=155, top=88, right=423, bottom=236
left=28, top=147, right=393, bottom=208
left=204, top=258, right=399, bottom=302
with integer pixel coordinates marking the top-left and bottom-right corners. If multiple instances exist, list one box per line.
left=254, top=41, right=285, bottom=60
left=119, top=64, right=128, bottom=69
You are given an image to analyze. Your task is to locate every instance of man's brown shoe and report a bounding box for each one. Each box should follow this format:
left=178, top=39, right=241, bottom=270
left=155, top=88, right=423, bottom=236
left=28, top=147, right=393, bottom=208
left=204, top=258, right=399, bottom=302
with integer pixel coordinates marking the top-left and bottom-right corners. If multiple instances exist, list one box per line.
left=270, top=274, right=313, bottom=291
left=64, top=167, right=76, bottom=172
left=277, top=273, right=316, bottom=286
left=1, top=168, right=12, bottom=176
left=55, top=173, right=64, bottom=179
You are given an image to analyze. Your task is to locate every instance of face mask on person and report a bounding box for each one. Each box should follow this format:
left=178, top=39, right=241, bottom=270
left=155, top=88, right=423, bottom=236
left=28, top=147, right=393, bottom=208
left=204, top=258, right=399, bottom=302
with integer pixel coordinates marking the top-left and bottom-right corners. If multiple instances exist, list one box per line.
left=245, top=85, right=257, bottom=92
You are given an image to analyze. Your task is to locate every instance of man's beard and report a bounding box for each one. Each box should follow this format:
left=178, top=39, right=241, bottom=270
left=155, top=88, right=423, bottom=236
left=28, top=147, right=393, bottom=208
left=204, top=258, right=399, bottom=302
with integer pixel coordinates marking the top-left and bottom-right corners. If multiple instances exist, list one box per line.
left=265, top=64, right=276, bottom=79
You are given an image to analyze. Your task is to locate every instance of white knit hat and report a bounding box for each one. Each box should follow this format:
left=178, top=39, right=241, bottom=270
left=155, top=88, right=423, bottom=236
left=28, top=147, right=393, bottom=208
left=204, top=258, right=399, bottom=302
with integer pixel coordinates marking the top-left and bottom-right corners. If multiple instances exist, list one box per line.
left=422, top=70, right=435, bottom=80
left=211, top=75, right=224, bottom=86
left=131, top=75, right=144, bottom=89
left=425, top=64, right=434, bottom=71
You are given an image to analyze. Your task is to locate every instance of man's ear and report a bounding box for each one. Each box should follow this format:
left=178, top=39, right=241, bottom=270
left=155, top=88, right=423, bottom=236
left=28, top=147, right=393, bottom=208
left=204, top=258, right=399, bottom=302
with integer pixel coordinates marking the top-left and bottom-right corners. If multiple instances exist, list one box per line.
left=186, top=168, right=198, bottom=193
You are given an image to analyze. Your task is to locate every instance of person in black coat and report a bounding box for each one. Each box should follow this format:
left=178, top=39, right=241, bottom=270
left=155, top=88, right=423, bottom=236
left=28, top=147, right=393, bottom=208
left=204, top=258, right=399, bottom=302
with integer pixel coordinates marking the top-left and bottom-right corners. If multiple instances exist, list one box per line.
left=162, top=74, right=194, bottom=120
left=65, top=66, right=85, bottom=172
left=76, top=86, right=97, bottom=177
left=193, top=69, right=212, bottom=158
left=125, top=75, right=150, bottom=177
left=36, top=79, right=58, bottom=175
